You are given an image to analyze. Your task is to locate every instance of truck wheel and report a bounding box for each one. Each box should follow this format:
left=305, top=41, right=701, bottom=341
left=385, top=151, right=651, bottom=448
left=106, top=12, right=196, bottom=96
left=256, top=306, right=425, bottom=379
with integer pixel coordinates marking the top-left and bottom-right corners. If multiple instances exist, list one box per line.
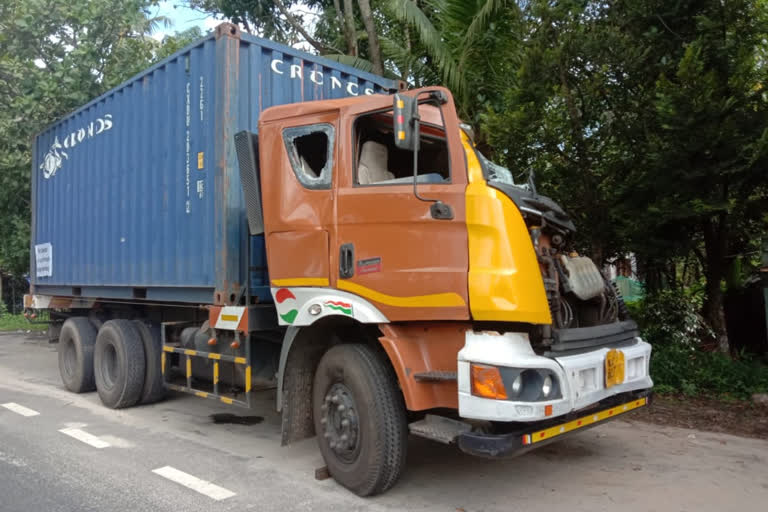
left=94, top=320, right=146, bottom=409
left=132, top=320, right=166, bottom=405
left=312, top=344, right=407, bottom=496
left=58, top=317, right=97, bottom=393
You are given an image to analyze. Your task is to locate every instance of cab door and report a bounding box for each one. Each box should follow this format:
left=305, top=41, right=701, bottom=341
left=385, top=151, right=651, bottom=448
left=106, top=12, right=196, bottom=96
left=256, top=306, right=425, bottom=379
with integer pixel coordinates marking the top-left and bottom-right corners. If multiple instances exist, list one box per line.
left=258, top=112, right=337, bottom=301
left=334, top=89, right=469, bottom=322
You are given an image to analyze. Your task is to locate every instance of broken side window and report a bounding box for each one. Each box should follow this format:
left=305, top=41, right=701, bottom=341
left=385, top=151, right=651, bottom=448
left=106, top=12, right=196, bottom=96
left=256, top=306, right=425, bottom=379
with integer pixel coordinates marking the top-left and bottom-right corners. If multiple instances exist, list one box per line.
left=282, top=124, right=334, bottom=190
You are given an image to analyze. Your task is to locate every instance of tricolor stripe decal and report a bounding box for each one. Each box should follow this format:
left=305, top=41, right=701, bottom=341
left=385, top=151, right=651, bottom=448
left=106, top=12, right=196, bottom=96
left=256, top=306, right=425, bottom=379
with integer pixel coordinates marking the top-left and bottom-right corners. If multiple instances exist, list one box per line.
left=275, top=288, right=298, bottom=324
left=324, top=300, right=352, bottom=315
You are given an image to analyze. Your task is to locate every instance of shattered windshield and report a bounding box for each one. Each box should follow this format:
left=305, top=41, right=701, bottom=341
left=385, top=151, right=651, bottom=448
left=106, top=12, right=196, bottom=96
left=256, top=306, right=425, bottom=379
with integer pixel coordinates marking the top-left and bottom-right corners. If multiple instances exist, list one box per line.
left=476, top=151, right=517, bottom=186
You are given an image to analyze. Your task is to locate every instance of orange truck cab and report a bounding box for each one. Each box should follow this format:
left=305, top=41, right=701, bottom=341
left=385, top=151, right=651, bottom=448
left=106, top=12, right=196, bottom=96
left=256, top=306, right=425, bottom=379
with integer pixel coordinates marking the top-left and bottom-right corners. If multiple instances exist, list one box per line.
left=237, top=86, right=653, bottom=494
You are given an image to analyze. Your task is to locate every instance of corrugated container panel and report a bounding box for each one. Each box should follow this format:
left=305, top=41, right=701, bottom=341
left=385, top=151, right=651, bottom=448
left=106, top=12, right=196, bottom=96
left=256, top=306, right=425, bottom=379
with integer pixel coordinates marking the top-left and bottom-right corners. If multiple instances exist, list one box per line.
left=31, top=25, right=397, bottom=304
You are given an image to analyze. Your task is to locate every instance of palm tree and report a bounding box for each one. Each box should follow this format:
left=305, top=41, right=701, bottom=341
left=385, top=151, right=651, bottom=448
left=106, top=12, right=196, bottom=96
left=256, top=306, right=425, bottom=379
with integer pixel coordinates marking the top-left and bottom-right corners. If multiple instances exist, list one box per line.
left=387, top=0, right=513, bottom=97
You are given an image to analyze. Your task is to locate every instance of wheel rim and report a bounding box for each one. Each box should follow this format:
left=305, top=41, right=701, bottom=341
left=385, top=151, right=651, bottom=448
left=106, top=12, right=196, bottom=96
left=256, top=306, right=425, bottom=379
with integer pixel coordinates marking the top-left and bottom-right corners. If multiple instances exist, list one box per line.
left=101, top=343, right=118, bottom=389
left=63, top=341, right=77, bottom=377
left=320, top=382, right=360, bottom=463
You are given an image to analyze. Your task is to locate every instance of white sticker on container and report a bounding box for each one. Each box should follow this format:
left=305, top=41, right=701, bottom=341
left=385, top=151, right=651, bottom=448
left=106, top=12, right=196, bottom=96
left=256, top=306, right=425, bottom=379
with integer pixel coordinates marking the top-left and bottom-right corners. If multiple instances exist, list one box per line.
left=35, top=243, right=52, bottom=277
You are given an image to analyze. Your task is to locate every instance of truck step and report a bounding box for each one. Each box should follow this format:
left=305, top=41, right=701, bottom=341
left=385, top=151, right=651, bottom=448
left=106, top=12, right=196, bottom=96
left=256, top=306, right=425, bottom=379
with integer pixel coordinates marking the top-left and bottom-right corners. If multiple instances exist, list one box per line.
left=412, top=370, right=457, bottom=382
left=408, top=414, right=471, bottom=444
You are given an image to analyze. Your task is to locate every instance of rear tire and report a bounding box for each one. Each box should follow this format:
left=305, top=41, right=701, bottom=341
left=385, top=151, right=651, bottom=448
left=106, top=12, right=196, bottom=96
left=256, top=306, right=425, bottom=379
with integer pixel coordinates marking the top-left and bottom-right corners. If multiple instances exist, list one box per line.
left=58, top=317, right=97, bottom=393
left=132, top=320, right=166, bottom=404
left=312, top=344, right=407, bottom=496
left=94, top=320, right=146, bottom=409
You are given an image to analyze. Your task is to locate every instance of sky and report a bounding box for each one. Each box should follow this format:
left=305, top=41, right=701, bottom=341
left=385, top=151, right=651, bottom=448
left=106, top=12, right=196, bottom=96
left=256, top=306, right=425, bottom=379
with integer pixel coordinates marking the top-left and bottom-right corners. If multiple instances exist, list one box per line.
left=151, top=1, right=315, bottom=51
left=151, top=1, right=222, bottom=40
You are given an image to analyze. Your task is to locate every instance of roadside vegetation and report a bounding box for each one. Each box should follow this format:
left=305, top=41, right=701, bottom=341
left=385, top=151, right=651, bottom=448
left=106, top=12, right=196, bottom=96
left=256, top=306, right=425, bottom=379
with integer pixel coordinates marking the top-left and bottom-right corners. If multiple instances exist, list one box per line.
left=0, top=303, right=46, bottom=332
left=0, top=314, right=46, bottom=332
left=629, top=292, right=768, bottom=400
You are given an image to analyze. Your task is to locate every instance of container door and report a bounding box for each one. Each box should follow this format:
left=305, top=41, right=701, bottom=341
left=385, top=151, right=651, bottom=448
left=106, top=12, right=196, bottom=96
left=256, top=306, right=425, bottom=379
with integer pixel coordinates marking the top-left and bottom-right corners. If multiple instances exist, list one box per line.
left=335, top=95, right=470, bottom=322
left=258, top=112, right=337, bottom=295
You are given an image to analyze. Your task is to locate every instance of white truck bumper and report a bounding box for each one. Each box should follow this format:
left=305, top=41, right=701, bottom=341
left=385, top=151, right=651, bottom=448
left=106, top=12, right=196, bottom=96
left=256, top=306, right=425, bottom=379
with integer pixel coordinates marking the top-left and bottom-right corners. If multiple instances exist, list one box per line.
left=457, top=330, right=653, bottom=422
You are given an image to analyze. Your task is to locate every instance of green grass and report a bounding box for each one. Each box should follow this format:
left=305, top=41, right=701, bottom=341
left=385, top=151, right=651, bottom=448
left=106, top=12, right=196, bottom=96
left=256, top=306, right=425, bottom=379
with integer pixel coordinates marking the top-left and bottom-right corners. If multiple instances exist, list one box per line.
left=0, top=313, right=47, bottom=332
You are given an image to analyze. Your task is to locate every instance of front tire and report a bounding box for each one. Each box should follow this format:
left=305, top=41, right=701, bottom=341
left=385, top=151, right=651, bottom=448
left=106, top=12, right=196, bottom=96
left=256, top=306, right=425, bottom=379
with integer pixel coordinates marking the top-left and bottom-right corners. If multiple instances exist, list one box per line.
left=94, top=320, right=146, bottom=409
left=312, top=344, right=407, bottom=496
left=58, top=317, right=97, bottom=393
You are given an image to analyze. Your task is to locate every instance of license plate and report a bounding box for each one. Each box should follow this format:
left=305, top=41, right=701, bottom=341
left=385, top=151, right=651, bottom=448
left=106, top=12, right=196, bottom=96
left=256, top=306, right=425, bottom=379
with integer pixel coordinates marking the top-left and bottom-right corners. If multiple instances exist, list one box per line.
left=604, top=349, right=625, bottom=388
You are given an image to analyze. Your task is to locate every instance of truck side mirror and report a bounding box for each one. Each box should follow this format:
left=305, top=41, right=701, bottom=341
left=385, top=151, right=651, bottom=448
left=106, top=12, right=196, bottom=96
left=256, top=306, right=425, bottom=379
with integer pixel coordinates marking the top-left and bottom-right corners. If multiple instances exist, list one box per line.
left=393, top=93, right=419, bottom=151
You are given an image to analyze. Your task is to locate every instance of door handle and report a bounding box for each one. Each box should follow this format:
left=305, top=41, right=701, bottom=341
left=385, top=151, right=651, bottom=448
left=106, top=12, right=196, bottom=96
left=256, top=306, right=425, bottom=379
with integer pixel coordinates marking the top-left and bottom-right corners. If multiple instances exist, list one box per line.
left=339, top=243, right=354, bottom=279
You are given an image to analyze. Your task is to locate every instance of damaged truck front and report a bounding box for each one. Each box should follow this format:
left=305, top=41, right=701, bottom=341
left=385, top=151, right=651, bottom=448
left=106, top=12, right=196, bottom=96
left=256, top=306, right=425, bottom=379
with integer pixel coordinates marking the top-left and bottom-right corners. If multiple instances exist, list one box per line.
left=241, top=87, right=653, bottom=490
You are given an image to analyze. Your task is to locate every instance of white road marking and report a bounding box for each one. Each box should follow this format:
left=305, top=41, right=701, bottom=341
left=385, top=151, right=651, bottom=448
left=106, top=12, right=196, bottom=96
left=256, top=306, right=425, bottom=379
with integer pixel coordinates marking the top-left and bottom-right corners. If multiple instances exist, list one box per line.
left=99, top=434, right=135, bottom=448
left=58, top=427, right=111, bottom=449
left=1, top=402, right=40, bottom=417
left=152, top=466, right=236, bottom=501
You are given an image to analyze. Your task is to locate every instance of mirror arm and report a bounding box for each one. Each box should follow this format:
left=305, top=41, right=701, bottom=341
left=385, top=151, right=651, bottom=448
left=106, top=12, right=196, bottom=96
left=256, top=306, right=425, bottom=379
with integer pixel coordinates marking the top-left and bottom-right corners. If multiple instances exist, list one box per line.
left=411, top=115, right=453, bottom=220
left=411, top=115, right=428, bottom=203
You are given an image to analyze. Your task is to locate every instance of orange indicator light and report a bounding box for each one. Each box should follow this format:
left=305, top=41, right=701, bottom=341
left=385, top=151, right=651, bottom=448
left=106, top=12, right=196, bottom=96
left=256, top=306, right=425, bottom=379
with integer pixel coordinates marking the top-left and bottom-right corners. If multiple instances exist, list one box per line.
left=470, top=364, right=508, bottom=400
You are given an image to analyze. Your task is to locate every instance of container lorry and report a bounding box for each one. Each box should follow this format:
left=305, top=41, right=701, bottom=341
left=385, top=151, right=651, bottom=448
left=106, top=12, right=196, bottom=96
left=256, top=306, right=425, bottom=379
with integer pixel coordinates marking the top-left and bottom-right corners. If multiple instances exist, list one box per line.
left=25, top=23, right=653, bottom=496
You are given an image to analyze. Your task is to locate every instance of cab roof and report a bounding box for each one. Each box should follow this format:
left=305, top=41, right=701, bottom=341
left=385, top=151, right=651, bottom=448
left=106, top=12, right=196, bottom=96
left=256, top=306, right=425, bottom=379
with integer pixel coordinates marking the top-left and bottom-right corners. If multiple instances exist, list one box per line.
left=259, top=94, right=391, bottom=123
left=259, top=86, right=453, bottom=127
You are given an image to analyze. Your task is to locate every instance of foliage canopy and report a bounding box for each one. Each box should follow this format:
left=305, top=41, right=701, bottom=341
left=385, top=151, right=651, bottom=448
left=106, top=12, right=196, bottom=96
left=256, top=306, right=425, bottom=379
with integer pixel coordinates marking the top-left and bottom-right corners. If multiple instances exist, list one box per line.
left=0, top=0, right=201, bottom=276
left=1, top=0, right=766, bottom=355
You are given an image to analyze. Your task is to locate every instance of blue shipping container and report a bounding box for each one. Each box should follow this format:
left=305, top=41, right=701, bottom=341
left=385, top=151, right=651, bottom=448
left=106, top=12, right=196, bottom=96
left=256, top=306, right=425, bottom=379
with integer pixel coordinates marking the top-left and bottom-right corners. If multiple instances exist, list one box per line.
left=31, top=24, right=398, bottom=305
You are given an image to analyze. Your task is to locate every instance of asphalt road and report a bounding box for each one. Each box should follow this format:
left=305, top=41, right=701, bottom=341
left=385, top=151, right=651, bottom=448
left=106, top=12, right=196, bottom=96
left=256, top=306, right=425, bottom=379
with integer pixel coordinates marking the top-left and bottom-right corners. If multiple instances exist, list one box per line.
left=1, top=331, right=767, bottom=512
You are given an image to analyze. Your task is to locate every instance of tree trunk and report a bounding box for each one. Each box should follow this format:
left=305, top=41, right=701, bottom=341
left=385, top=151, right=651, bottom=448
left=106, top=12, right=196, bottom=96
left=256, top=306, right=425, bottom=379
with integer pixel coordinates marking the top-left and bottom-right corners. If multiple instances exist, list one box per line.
left=638, top=256, right=668, bottom=295
left=332, top=0, right=353, bottom=55
left=356, top=0, right=383, bottom=75
left=590, top=243, right=604, bottom=268
left=342, top=0, right=358, bottom=56
left=702, top=217, right=730, bottom=354
left=402, top=24, right=411, bottom=82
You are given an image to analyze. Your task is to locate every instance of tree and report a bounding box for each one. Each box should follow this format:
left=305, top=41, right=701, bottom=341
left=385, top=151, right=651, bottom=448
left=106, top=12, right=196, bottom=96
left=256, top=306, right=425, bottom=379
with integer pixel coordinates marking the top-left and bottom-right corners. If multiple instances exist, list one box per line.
left=188, top=0, right=346, bottom=53
left=484, top=0, right=635, bottom=263
left=188, top=0, right=417, bottom=79
left=357, top=0, right=383, bottom=74
left=484, top=0, right=768, bottom=353
left=0, top=0, right=199, bottom=280
left=633, top=0, right=768, bottom=353
left=389, top=0, right=518, bottom=112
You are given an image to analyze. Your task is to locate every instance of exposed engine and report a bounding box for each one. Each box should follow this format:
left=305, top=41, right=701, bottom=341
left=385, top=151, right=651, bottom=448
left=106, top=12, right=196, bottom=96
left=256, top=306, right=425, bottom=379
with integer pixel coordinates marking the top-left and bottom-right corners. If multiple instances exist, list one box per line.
left=534, top=230, right=624, bottom=328
left=485, top=180, right=635, bottom=353
left=532, top=230, right=634, bottom=352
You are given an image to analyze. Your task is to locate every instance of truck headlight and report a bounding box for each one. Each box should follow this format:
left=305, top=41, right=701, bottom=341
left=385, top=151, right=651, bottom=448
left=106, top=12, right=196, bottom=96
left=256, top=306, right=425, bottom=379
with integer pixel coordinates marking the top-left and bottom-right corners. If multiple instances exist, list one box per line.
left=470, top=365, right=561, bottom=402
left=542, top=375, right=553, bottom=397
left=511, top=374, right=523, bottom=395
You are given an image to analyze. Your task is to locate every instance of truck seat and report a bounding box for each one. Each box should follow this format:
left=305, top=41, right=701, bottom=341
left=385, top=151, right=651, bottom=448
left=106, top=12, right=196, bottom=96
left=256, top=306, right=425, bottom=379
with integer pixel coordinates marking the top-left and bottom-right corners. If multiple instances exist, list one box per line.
left=358, top=141, right=394, bottom=184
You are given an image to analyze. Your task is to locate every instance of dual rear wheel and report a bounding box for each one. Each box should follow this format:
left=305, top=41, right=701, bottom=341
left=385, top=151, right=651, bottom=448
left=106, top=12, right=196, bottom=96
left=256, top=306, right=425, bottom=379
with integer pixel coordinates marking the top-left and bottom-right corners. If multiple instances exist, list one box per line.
left=58, top=317, right=165, bottom=408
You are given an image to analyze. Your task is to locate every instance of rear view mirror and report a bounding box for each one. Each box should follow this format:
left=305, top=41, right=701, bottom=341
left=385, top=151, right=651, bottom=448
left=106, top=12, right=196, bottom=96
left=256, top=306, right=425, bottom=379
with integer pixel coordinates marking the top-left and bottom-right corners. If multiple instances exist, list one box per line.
left=393, top=93, right=419, bottom=151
